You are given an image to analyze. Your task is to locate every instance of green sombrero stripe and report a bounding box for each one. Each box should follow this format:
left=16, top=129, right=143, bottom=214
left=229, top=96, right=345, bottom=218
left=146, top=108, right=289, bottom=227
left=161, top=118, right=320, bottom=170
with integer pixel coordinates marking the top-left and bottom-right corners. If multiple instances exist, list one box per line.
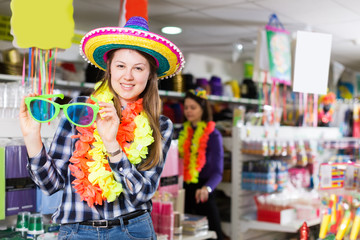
left=93, top=44, right=170, bottom=77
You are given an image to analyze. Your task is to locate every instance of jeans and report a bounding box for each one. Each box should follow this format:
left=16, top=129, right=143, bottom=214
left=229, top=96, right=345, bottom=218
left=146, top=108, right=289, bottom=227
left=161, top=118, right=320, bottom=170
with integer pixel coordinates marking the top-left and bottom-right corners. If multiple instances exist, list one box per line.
left=58, top=212, right=156, bottom=240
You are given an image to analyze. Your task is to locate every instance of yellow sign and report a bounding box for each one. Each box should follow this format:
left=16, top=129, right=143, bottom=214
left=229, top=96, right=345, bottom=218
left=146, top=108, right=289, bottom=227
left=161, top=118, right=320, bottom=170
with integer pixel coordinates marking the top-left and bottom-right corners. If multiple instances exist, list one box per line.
left=11, top=0, right=75, bottom=49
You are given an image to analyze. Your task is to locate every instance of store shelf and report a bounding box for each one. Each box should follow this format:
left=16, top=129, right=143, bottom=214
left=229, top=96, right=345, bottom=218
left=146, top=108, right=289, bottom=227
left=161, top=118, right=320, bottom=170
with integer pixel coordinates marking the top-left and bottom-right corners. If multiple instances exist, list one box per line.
left=240, top=213, right=321, bottom=233
left=0, top=74, right=22, bottom=82
left=0, top=118, right=59, bottom=138
left=54, top=78, right=95, bottom=89
left=0, top=74, right=262, bottom=105
left=182, top=231, right=217, bottom=240
left=0, top=73, right=95, bottom=90
left=159, top=90, right=185, bottom=98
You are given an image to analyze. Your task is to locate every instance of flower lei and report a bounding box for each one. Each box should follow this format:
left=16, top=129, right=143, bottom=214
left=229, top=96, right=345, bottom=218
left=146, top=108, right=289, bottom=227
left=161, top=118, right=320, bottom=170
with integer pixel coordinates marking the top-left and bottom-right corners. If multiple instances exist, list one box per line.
left=178, top=121, right=215, bottom=184
left=69, top=82, right=154, bottom=207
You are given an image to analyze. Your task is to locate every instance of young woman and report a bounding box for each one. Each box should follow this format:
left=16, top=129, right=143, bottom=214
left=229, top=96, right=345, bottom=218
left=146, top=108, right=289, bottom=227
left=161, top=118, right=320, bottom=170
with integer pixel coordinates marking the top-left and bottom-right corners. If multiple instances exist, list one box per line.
left=178, top=88, right=224, bottom=240
left=19, top=16, right=184, bottom=240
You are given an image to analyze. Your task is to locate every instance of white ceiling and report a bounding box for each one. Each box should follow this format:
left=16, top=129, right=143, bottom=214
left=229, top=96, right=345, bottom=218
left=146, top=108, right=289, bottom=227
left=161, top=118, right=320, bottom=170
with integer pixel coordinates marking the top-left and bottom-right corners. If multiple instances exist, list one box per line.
left=1, top=0, right=360, bottom=71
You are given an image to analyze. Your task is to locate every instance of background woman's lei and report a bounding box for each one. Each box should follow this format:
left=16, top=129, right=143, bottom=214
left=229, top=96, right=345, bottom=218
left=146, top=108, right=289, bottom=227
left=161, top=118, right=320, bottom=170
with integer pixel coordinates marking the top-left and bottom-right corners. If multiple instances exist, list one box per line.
left=178, top=121, right=215, bottom=183
left=69, top=82, right=154, bottom=207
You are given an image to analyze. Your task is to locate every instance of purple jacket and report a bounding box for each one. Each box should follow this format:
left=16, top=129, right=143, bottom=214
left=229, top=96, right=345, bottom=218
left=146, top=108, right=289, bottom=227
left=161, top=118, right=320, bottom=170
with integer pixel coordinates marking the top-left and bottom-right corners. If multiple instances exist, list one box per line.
left=198, top=128, right=224, bottom=191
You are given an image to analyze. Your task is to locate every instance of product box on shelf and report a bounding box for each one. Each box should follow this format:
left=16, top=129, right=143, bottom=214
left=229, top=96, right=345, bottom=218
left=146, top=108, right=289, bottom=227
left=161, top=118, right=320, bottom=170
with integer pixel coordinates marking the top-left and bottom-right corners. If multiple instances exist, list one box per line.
left=254, top=195, right=296, bottom=225
left=292, top=204, right=320, bottom=221
left=257, top=207, right=296, bottom=225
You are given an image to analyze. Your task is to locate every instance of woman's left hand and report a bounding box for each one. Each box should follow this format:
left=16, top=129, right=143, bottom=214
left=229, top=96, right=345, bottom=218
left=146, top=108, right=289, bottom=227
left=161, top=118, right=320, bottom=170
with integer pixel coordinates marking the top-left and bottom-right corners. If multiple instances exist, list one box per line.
left=96, top=102, right=120, bottom=144
left=195, top=186, right=209, bottom=203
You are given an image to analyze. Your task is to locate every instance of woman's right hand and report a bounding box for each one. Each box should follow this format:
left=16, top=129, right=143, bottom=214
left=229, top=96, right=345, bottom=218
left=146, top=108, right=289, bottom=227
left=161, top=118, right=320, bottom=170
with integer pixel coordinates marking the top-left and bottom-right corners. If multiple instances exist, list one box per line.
left=19, top=93, right=43, bottom=157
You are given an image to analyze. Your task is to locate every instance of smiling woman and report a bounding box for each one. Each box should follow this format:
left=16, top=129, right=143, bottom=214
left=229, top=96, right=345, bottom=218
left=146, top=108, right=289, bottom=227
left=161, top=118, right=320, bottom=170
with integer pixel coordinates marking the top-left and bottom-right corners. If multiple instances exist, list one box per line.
left=19, top=16, right=184, bottom=240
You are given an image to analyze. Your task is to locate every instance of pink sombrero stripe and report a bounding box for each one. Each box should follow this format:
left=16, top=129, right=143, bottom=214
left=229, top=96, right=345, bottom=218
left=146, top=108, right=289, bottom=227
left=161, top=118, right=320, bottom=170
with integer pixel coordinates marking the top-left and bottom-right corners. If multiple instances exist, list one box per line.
left=81, top=28, right=183, bottom=64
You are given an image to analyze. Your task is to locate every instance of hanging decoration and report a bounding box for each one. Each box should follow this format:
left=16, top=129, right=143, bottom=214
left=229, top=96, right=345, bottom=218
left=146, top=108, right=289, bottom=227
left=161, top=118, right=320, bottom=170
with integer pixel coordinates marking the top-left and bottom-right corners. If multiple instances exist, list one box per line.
left=318, top=92, right=336, bottom=127
left=265, top=14, right=292, bottom=86
left=10, top=0, right=75, bottom=94
left=253, top=14, right=292, bottom=126
left=118, top=0, right=148, bottom=27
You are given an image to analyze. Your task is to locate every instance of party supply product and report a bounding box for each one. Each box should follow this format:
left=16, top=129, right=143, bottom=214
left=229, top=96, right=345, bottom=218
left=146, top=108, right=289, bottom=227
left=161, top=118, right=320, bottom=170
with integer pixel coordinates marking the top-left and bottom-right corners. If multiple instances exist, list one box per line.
left=160, top=197, right=174, bottom=240
left=196, top=78, right=210, bottom=94
left=319, top=208, right=331, bottom=239
left=158, top=141, right=180, bottom=197
left=299, top=222, right=309, bottom=240
left=189, top=87, right=208, bottom=99
left=15, top=211, right=30, bottom=237
left=178, top=121, right=215, bottom=184
left=350, top=208, right=360, bottom=240
left=209, top=76, right=222, bottom=96
left=28, top=213, right=44, bottom=236
left=25, top=94, right=99, bottom=127
left=80, top=16, right=184, bottom=80
left=335, top=211, right=351, bottom=240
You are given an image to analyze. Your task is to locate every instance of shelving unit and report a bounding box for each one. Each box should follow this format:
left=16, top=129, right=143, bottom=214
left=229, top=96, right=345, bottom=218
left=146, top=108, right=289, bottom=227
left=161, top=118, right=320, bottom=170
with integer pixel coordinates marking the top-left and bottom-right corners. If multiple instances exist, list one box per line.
left=0, top=118, right=58, bottom=139
left=182, top=231, right=217, bottom=240
left=230, top=125, right=342, bottom=240
left=240, top=212, right=321, bottom=233
left=0, top=73, right=262, bottom=105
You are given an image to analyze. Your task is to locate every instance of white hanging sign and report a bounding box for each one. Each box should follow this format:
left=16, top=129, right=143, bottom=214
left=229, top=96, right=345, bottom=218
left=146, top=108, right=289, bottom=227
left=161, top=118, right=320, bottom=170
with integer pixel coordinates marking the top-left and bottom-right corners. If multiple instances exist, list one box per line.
left=293, top=31, right=332, bottom=94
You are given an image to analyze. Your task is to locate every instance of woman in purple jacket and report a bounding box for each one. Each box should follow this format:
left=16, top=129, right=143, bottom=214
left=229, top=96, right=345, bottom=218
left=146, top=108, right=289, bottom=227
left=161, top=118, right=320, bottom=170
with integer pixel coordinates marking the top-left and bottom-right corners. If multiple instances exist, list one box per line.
left=178, top=88, right=224, bottom=240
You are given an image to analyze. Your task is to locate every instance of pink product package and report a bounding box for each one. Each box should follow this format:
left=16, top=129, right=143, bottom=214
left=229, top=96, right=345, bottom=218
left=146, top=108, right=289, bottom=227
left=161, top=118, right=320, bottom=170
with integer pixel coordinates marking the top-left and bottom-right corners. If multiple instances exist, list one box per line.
left=152, top=200, right=162, bottom=233
left=288, top=167, right=310, bottom=188
left=159, top=201, right=174, bottom=240
left=158, top=142, right=180, bottom=197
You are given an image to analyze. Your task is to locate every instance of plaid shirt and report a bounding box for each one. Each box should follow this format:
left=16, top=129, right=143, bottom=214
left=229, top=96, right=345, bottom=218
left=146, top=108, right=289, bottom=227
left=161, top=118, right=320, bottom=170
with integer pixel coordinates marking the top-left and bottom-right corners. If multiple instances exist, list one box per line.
left=27, top=96, right=173, bottom=224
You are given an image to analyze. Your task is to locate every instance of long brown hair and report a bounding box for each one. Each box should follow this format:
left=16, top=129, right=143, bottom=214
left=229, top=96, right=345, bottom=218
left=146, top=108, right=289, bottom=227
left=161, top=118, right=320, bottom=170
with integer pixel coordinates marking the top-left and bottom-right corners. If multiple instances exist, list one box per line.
left=93, top=49, right=162, bottom=171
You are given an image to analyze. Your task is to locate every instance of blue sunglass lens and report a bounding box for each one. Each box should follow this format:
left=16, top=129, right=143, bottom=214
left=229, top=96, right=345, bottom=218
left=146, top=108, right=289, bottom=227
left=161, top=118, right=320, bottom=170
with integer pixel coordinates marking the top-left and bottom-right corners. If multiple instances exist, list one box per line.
left=66, top=105, right=95, bottom=126
left=29, top=99, right=56, bottom=121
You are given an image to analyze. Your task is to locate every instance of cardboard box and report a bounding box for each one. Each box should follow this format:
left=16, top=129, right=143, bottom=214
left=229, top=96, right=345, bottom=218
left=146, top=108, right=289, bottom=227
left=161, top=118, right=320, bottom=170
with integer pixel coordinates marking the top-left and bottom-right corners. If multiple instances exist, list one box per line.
left=257, top=207, right=296, bottom=225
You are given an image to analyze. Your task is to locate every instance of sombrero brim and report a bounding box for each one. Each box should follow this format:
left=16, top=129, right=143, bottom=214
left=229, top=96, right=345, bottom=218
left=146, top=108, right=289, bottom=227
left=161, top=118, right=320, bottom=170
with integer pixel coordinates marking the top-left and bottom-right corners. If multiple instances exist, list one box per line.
left=80, top=27, right=185, bottom=79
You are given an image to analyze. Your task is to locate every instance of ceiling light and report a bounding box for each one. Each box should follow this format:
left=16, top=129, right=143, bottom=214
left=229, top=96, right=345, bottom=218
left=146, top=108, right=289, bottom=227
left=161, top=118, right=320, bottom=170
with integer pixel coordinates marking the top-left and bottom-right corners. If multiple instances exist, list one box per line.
left=234, top=43, right=243, bottom=51
left=161, top=26, right=182, bottom=35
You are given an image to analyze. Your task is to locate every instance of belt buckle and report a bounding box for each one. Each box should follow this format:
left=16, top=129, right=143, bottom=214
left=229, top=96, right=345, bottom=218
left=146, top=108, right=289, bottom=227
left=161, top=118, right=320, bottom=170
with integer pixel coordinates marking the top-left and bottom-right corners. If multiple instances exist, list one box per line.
left=92, top=220, right=108, bottom=228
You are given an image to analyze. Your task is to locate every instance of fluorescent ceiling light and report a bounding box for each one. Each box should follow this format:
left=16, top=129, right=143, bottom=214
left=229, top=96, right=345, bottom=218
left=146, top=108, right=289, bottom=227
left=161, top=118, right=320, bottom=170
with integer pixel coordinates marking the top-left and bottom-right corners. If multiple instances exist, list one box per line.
left=161, top=26, right=182, bottom=35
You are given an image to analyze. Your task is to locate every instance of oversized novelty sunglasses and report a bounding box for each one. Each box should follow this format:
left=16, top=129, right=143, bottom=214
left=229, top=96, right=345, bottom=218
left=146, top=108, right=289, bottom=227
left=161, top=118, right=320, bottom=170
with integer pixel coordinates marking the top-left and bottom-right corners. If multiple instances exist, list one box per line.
left=25, top=94, right=99, bottom=127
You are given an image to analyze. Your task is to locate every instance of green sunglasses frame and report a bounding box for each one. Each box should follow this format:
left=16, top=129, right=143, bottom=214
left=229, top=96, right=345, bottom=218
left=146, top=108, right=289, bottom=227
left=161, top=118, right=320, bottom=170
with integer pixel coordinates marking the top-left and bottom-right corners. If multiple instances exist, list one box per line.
left=25, top=94, right=100, bottom=127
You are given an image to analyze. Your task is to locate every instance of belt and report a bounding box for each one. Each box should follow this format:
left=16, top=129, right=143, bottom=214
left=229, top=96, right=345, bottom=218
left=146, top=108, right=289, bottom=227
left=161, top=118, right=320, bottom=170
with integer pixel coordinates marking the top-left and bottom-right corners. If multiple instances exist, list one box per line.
left=78, top=210, right=148, bottom=228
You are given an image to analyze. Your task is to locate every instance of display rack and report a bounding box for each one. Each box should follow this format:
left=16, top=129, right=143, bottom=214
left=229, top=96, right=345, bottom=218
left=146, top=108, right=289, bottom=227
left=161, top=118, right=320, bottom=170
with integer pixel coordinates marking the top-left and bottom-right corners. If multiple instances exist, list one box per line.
left=0, top=73, right=261, bottom=105
left=183, top=231, right=217, bottom=240
left=0, top=118, right=58, bottom=139
left=230, top=125, right=342, bottom=240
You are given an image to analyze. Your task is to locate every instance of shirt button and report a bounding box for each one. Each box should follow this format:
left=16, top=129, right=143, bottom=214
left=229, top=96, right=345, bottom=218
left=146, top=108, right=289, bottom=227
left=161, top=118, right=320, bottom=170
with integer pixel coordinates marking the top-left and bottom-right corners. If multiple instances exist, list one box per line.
left=119, top=167, right=123, bottom=171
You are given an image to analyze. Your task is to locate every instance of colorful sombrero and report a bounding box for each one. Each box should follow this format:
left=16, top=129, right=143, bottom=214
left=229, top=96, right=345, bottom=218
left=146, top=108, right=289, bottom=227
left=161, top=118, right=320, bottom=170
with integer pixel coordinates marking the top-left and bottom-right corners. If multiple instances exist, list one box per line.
left=80, top=16, right=185, bottom=80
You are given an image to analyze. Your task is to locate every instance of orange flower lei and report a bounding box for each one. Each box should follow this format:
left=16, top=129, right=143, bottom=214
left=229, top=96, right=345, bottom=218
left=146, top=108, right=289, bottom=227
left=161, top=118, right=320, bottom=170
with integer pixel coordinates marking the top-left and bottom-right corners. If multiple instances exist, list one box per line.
left=178, top=121, right=215, bottom=183
left=69, top=98, right=144, bottom=207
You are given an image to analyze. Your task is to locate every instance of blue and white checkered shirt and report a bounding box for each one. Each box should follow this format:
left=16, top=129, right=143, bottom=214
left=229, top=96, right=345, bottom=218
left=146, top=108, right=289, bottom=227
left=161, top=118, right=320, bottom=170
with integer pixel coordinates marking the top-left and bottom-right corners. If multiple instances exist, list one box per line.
left=26, top=96, right=173, bottom=224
